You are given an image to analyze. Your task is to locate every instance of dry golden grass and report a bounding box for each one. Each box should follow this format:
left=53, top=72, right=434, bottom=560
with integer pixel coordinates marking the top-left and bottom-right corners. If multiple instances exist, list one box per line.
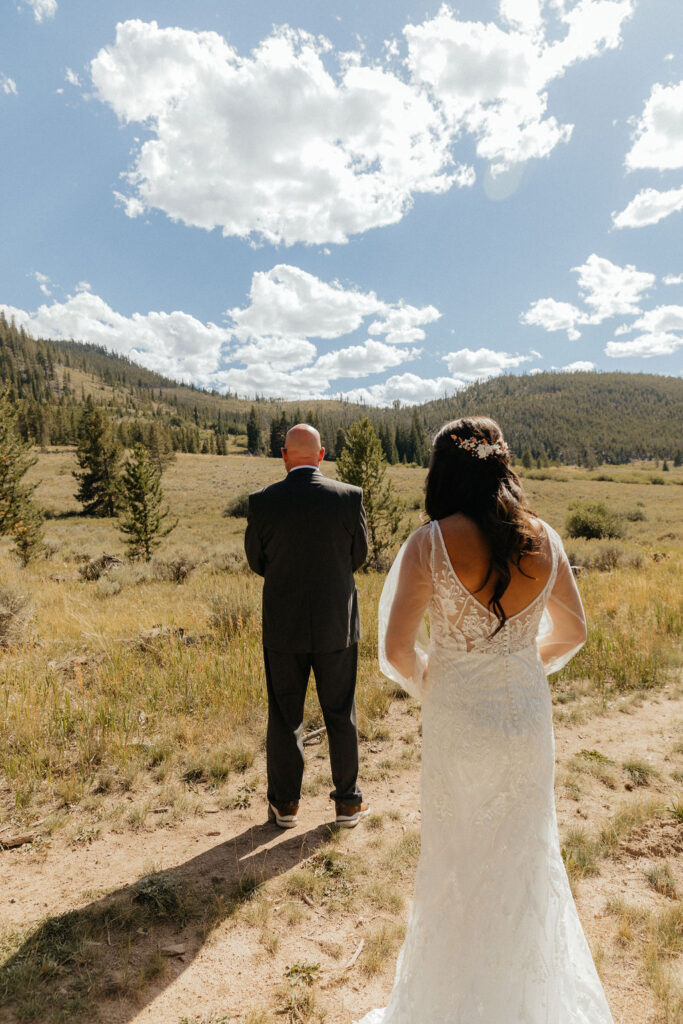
left=0, top=450, right=680, bottom=834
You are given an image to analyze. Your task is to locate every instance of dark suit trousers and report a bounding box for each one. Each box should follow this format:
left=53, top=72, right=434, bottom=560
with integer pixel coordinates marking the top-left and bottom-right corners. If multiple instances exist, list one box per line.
left=263, top=645, right=362, bottom=808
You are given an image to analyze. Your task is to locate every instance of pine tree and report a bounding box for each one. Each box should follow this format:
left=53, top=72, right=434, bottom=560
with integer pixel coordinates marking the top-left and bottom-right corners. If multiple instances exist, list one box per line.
left=269, top=411, right=289, bottom=458
left=0, top=390, right=38, bottom=536
left=119, top=444, right=176, bottom=561
left=12, top=500, right=44, bottom=566
left=337, top=417, right=404, bottom=570
left=246, top=406, right=261, bottom=455
left=73, top=397, right=121, bottom=516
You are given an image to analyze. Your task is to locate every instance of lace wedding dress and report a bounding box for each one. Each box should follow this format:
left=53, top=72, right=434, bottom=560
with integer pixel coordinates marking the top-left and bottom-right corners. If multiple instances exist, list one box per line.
left=358, top=519, right=614, bottom=1024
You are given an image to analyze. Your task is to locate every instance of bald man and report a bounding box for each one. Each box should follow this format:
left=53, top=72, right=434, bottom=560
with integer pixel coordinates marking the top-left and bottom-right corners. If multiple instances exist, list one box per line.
left=245, top=424, right=369, bottom=828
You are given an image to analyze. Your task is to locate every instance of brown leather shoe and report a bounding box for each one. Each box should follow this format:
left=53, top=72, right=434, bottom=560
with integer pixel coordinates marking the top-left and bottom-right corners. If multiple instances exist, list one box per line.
left=334, top=800, right=370, bottom=827
left=267, top=801, right=299, bottom=828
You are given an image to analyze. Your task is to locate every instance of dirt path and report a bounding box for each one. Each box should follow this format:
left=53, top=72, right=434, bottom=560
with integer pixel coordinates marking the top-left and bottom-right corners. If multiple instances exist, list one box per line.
left=1, top=688, right=681, bottom=1024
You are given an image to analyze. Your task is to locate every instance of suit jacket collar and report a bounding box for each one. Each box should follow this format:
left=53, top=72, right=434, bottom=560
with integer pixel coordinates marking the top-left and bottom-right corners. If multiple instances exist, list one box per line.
left=285, top=466, right=322, bottom=483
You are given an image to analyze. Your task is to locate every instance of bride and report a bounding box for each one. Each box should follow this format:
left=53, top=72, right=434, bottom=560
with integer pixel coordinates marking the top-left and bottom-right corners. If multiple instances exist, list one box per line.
left=358, top=417, right=614, bottom=1024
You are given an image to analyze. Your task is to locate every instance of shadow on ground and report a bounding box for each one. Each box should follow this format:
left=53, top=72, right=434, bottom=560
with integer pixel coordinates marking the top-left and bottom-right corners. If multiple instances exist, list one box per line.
left=0, top=818, right=335, bottom=1023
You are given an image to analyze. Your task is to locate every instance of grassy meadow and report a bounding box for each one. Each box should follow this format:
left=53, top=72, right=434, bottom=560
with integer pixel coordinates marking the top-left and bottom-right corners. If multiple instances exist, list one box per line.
left=0, top=450, right=680, bottom=826
left=0, top=450, right=681, bottom=1024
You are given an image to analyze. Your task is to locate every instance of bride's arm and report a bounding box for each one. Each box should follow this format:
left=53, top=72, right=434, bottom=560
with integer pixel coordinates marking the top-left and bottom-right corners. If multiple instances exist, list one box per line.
left=537, top=529, right=587, bottom=676
left=379, top=526, right=433, bottom=699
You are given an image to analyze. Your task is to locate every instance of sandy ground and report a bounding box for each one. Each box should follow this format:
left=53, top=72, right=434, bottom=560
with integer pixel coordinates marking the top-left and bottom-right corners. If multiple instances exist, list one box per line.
left=1, top=687, right=681, bottom=1024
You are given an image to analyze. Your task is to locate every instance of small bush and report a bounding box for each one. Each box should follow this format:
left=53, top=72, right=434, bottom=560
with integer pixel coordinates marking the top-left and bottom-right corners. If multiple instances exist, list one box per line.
left=223, top=492, right=250, bottom=518
left=153, top=554, right=198, bottom=584
left=213, top=549, right=249, bottom=574
left=623, top=507, right=647, bottom=522
left=623, top=760, right=659, bottom=787
left=0, top=586, right=32, bottom=647
left=79, top=553, right=123, bottom=581
left=566, top=502, right=624, bottom=540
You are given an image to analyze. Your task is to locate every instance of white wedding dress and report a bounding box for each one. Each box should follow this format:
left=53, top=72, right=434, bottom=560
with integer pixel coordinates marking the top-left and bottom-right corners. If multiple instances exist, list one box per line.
left=358, top=518, right=614, bottom=1024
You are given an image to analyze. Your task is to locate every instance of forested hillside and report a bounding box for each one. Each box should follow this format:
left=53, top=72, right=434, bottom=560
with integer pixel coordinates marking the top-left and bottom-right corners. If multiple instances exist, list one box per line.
left=1, top=312, right=681, bottom=464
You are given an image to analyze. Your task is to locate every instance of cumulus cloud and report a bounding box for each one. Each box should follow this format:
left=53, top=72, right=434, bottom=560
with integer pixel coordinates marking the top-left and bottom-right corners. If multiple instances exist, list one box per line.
left=344, top=372, right=467, bottom=405
left=625, top=80, right=683, bottom=171
left=19, top=0, right=57, bottom=22
left=561, top=360, right=597, bottom=372
left=1, top=75, right=18, bottom=96
left=605, top=333, right=683, bottom=357
left=663, top=273, right=683, bottom=285
left=443, top=346, right=531, bottom=379
left=0, top=266, right=440, bottom=402
left=314, top=340, right=421, bottom=379
left=91, top=4, right=633, bottom=243
left=91, top=20, right=468, bottom=246
left=65, top=67, right=81, bottom=87
left=612, top=185, right=683, bottom=229
left=521, top=253, right=655, bottom=345
left=520, top=297, right=583, bottom=339
left=575, top=253, right=655, bottom=320
left=520, top=253, right=681, bottom=362
left=0, top=289, right=229, bottom=383
left=405, top=0, right=633, bottom=175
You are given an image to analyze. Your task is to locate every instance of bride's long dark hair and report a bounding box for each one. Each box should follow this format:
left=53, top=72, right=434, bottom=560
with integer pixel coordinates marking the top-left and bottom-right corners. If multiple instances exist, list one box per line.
left=425, top=416, right=540, bottom=635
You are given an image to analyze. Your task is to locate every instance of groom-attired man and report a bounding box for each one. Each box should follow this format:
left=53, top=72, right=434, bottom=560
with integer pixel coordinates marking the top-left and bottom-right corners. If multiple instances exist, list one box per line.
left=245, top=423, right=370, bottom=829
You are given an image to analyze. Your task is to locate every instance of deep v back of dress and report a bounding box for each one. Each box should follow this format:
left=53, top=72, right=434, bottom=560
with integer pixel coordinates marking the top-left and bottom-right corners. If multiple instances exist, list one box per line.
left=357, top=518, right=614, bottom=1024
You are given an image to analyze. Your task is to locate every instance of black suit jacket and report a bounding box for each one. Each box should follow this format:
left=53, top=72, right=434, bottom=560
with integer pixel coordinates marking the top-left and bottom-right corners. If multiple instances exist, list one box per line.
left=244, top=467, right=368, bottom=653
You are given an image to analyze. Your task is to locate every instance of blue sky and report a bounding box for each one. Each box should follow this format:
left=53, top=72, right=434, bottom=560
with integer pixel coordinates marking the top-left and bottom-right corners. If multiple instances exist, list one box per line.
left=1, top=0, right=682, bottom=403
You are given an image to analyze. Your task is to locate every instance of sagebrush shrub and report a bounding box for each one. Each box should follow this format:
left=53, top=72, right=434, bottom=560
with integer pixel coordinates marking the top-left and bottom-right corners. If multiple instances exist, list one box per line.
left=0, top=585, right=32, bottom=647
left=223, top=492, right=250, bottom=518
left=566, top=501, right=624, bottom=540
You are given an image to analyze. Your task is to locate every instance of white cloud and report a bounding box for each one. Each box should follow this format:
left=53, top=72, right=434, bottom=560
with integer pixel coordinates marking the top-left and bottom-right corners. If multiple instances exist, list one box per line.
left=1, top=75, right=18, bottom=96
left=663, top=273, right=683, bottom=285
left=626, top=305, right=683, bottom=335
left=0, top=289, right=229, bottom=383
left=91, top=5, right=632, bottom=243
left=367, top=303, right=441, bottom=344
left=605, top=333, right=683, bottom=357
left=405, top=0, right=633, bottom=175
left=521, top=254, right=672, bottom=361
left=625, top=80, right=683, bottom=171
left=443, top=346, right=531, bottom=379
left=19, top=0, right=57, bottom=22
left=65, top=67, right=81, bottom=87
left=314, top=340, right=420, bottom=379
left=523, top=254, right=656, bottom=334
left=561, top=360, right=596, bottom=371
left=91, top=20, right=469, bottom=247
left=228, top=265, right=386, bottom=343
left=575, top=253, right=655, bottom=320
left=612, top=185, right=683, bottom=229
left=344, top=372, right=467, bottom=405
left=32, top=271, right=52, bottom=296
left=520, top=297, right=583, bottom=339
left=0, top=266, right=440, bottom=401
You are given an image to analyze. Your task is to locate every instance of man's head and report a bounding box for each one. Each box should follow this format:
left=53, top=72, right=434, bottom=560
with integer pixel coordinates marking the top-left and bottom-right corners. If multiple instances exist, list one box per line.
left=282, top=423, right=324, bottom=472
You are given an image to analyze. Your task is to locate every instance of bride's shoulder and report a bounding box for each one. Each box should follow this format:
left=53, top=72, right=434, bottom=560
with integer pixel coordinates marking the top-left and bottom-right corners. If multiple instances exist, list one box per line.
left=400, top=521, right=433, bottom=558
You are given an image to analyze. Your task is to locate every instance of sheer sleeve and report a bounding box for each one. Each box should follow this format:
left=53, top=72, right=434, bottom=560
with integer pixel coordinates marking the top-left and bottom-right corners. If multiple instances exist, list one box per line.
left=378, top=525, right=433, bottom=699
left=536, top=525, right=587, bottom=676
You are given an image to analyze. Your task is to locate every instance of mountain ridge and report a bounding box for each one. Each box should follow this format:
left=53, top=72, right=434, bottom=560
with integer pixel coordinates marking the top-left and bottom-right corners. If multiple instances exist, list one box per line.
left=1, top=312, right=681, bottom=463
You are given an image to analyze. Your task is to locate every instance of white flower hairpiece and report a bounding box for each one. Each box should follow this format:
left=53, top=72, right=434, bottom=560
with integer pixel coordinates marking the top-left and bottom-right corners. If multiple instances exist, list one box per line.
left=449, top=434, right=510, bottom=460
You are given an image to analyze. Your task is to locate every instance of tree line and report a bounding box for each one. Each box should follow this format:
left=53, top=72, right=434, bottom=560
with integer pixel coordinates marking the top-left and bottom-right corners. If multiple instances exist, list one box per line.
left=2, top=313, right=682, bottom=465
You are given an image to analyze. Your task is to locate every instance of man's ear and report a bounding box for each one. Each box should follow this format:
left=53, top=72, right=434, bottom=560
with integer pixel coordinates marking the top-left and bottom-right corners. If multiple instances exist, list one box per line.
left=318, top=447, right=325, bottom=463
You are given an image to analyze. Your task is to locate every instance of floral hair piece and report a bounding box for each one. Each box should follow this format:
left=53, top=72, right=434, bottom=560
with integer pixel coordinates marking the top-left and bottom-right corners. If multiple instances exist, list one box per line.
left=449, top=434, right=510, bottom=460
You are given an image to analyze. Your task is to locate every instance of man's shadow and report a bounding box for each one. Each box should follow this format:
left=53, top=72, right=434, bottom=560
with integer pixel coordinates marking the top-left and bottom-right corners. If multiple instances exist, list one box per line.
left=0, top=818, right=335, bottom=1024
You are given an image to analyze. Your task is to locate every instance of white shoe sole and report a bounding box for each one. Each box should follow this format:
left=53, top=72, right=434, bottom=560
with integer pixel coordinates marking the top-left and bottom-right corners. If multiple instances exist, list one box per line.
left=335, top=805, right=371, bottom=828
left=268, top=803, right=298, bottom=828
